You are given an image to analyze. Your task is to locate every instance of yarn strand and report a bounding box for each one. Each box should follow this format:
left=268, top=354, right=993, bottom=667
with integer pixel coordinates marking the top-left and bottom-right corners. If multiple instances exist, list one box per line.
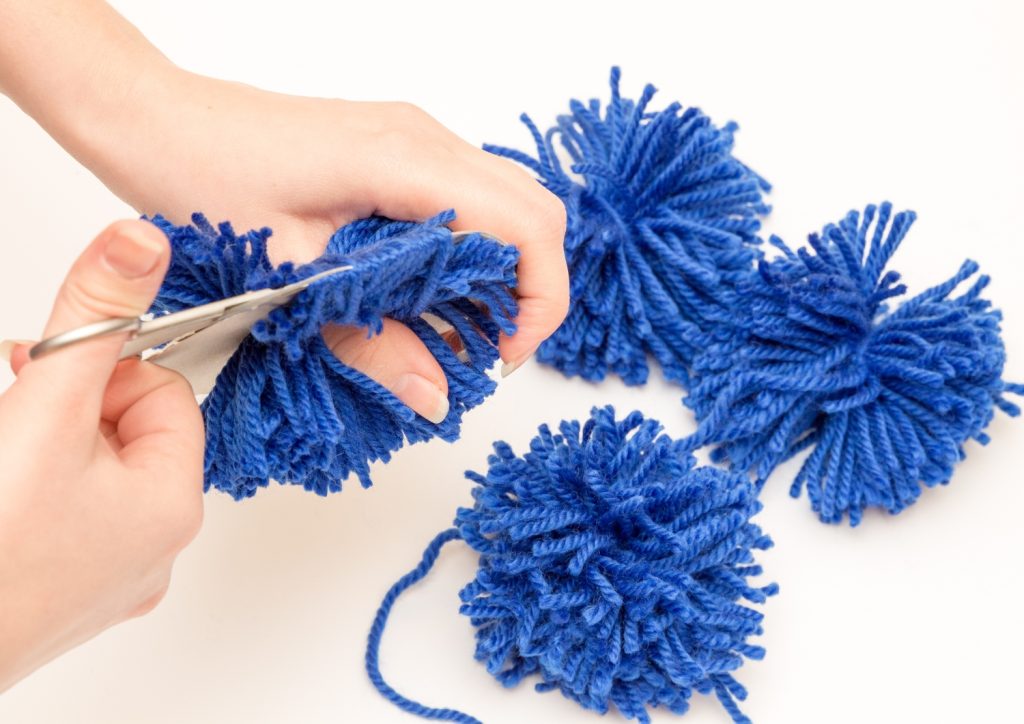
left=365, top=528, right=481, bottom=724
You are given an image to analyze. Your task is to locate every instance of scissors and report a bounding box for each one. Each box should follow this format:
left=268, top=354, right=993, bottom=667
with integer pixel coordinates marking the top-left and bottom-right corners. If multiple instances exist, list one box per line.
left=27, top=264, right=352, bottom=395
left=27, top=231, right=494, bottom=395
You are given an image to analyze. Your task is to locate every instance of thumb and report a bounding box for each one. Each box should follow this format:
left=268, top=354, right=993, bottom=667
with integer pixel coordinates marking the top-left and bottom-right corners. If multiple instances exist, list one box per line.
left=22, top=220, right=170, bottom=421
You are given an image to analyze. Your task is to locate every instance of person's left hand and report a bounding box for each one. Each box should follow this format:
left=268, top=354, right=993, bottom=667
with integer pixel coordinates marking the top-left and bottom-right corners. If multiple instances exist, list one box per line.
left=71, top=67, right=568, bottom=423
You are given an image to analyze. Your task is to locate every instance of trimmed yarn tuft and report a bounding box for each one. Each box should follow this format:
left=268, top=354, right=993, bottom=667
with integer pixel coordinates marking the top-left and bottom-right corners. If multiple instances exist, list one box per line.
left=150, top=211, right=518, bottom=499
left=685, top=202, right=1023, bottom=525
left=485, top=67, right=770, bottom=386
left=366, top=406, right=777, bottom=724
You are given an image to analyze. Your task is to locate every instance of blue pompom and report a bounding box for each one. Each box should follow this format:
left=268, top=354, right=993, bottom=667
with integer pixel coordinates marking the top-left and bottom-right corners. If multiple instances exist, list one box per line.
left=150, top=211, right=518, bottom=499
left=366, top=407, right=777, bottom=724
left=685, top=202, right=1023, bottom=525
left=486, top=67, right=770, bottom=386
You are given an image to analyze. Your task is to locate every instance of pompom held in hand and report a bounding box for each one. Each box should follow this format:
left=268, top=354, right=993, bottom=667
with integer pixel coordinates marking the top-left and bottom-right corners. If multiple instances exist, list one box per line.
left=686, top=202, right=1023, bottom=525
left=151, top=211, right=518, bottom=499
left=366, top=406, right=777, bottom=724
left=486, top=67, right=769, bottom=386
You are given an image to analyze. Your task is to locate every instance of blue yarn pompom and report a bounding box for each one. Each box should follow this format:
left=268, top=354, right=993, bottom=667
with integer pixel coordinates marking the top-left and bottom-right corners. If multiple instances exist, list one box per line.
left=485, top=67, right=770, bottom=386
left=366, top=407, right=777, bottom=724
left=150, top=211, right=518, bottom=499
left=685, top=202, right=1023, bottom=525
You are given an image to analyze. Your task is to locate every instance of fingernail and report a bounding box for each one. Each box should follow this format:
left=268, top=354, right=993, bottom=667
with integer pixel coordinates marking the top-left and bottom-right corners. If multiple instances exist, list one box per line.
left=393, top=373, right=449, bottom=424
left=0, top=339, right=32, bottom=363
left=103, top=229, right=163, bottom=278
left=501, top=347, right=537, bottom=378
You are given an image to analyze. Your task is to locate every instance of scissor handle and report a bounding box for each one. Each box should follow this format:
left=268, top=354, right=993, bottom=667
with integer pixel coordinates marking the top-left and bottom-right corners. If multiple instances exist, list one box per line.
left=28, top=317, right=142, bottom=360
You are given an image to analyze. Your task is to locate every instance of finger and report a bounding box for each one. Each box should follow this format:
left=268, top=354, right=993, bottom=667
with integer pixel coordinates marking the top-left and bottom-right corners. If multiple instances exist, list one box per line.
left=22, top=220, right=170, bottom=423
left=102, top=358, right=204, bottom=483
left=1, top=339, right=33, bottom=375
left=102, top=359, right=204, bottom=562
left=367, top=145, right=569, bottom=374
left=322, top=319, right=450, bottom=424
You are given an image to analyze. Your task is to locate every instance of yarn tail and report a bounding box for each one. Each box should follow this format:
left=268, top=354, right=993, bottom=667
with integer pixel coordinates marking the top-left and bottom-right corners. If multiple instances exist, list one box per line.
left=366, top=528, right=481, bottom=724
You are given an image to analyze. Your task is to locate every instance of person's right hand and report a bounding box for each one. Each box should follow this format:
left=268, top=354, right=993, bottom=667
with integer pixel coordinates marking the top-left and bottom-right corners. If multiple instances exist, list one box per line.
left=0, top=220, right=204, bottom=692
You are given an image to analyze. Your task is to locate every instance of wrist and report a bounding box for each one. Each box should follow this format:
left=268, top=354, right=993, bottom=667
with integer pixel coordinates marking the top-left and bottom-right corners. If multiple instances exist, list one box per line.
left=55, top=56, right=185, bottom=199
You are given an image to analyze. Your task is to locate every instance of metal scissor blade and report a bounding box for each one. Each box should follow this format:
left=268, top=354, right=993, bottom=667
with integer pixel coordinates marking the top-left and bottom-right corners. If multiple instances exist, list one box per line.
left=137, top=265, right=353, bottom=394
left=28, top=265, right=352, bottom=394
left=141, top=300, right=287, bottom=395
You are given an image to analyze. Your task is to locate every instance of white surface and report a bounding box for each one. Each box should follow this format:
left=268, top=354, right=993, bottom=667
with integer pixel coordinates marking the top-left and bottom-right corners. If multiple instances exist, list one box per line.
left=1, top=1, right=1022, bottom=722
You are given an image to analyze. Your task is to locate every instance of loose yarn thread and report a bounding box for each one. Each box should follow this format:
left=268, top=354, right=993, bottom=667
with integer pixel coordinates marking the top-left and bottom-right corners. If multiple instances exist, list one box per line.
left=150, top=210, right=518, bottom=499
left=366, top=406, right=777, bottom=723
left=485, top=67, right=770, bottom=386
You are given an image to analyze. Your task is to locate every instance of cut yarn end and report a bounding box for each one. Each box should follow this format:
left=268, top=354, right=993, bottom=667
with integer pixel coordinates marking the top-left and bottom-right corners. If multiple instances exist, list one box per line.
left=486, top=67, right=770, bottom=387
left=150, top=210, right=518, bottom=499
left=684, top=202, right=1023, bottom=525
left=366, top=406, right=777, bottom=724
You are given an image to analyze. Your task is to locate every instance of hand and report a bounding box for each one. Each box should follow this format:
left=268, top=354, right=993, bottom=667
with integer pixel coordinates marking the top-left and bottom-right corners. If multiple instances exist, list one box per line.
left=1, top=1, right=568, bottom=421
left=2, top=0, right=568, bottom=421
left=0, top=220, right=204, bottom=692
left=105, top=71, right=567, bottom=419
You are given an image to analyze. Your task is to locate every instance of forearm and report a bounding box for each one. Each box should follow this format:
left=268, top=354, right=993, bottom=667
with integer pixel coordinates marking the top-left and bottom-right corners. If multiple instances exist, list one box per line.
left=0, top=0, right=331, bottom=230
left=0, top=0, right=176, bottom=197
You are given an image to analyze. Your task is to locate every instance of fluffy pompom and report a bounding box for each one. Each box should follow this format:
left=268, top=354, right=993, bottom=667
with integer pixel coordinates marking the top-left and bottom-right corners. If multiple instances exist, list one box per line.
left=485, top=67, right=770, bottom=386
left=452, top=407, right=776, bottom=723
left=686, top=202, right=1023, bottom=525
left=365, top=408, right=775, bottom=724
left=150, top=211, right=518, bottom=499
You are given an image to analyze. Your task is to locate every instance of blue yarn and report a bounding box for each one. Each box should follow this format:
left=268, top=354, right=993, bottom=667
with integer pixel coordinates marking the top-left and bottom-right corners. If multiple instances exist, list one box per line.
left=366, top=406, right=777, bottom=723
left=149, top=210, right=518, bottom=499
left=685, top=202, right=1023, bottom=525
left=365, top=528, right=480, bottom=723
left=485, top=68, right=770, bottom=386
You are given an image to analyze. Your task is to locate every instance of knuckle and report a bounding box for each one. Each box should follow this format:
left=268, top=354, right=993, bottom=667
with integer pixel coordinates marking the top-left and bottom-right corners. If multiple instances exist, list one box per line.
left=164, top=494, right=204, bottom=552
left=537, top=192, right=567, bottom=238
left=60, top=275, right=138, bottom=320
left=374, top=102, right=439, bottom=152
left=384, top=102, right=431, bottom=135
left=179, top=494, right=205, bottom=546
left=130, top=581, right=170, bottom=619
left=375, top=124, right=421, bottom=160
left=389, top=100, right=419, bottom=116
left=498, top=155, right=534, bottom=181
left=154, top=473, right=204, bottom=552
left=387, top=101, right=430, bottom=125
left=536, top=282, right=571, bottom=331
left=325, top=326, right=383, bottom=372
left=159, top=367, right=199, bottom=402
left=547, top=291, right=571, bottom=329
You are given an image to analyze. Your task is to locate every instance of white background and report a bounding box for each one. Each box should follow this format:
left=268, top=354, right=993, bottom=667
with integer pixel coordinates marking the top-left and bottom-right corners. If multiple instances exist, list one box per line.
left=1, top=1, right=1022, bottom=722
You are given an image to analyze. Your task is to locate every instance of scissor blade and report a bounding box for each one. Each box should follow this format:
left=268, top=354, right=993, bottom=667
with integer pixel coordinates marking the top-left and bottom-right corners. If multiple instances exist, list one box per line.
left=124, top=265, right=352, bottom=359
left=142, top=302, right=281, bottom=395
left=132, top=265, right=351, bottom=394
